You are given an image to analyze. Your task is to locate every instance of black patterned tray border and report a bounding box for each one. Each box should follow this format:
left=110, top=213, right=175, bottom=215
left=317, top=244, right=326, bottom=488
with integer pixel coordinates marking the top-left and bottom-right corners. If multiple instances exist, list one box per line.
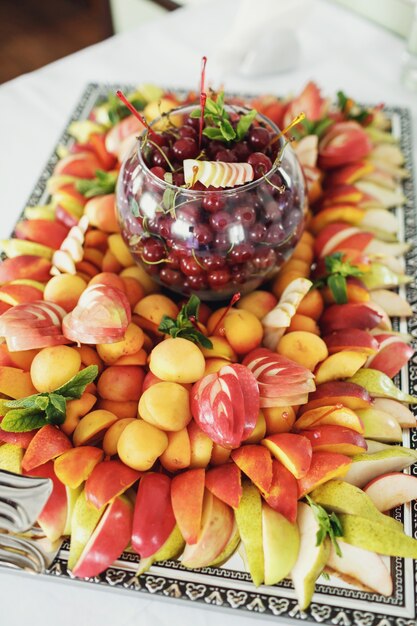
left=17, top=84, right=417, bottom=625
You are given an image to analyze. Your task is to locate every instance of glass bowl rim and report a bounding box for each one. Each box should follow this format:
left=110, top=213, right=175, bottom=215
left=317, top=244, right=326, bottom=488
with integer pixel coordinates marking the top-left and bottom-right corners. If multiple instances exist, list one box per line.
left=135, top=103, right=294, bottom=197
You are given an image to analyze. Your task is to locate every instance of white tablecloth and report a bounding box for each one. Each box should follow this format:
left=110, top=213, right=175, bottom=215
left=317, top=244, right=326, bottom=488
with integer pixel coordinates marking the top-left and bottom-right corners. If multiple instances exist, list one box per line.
left=0, top=1, right=416, bottom=624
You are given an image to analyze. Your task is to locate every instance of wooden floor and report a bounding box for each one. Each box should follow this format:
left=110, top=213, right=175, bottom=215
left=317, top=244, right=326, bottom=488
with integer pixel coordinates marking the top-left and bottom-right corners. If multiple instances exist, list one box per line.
left=0, top=0, right=113, bottom=84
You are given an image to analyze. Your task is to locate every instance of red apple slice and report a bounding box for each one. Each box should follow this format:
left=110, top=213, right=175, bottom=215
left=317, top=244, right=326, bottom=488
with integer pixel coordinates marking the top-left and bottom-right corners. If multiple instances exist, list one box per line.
left=72, top=495, right=133, bottom=578
left=363, top=472, right=417, bottom=512
left=320, top=303, right=383, bottom=334
left=205, top=463, right=242, bottom=509
left=231, top=444, right=273, bottom=493
left=366, top=340, right=414, bottom=378
left=22, top=425, right=72, bottom=472
left=261, top=433, right=312, bottom=479
left=300, top=381, right=372, bottom=413
left=85, top=460, right=141, bottom=509
left=24, top=461, right=67, bottom=542
left=171, top=468, right=205, bottom=545
left=324, top=329, right=379, bottom=355
left=132, top=473, right=176, bottom=558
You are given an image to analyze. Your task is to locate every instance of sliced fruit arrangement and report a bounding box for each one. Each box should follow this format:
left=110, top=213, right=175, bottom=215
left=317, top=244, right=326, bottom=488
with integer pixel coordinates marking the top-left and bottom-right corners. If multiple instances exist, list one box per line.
left=0, top=81, right=415, bottom=615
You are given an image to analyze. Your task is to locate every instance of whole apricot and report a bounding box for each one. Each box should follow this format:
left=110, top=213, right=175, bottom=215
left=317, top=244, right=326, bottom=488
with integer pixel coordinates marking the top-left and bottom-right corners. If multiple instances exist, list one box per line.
left=149, top=337, right=205, bottom=384
left=117, top=420, right=168, bottom=471
left=97, top=323, right=144, bottom=365
left=138, top=382, right=191, bottom=431
left=223, top=309, right=263, bottom=355
left=44, top=274, right=87, bottom=312
left=30, top=346, right=81, bottom=392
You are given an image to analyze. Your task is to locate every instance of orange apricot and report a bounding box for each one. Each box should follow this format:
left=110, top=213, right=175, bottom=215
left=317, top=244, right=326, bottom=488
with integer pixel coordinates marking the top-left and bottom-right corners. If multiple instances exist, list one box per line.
left=223, top=309, right=263, bottom=355
left=296, top=289, right=324, bottom=320
left=102, top=249, right=123, bottom=273
left=43, top=274, right=87, bottom=312
left=287, top=313, right=320, bottom=335
left=263, top=406, right=296, bottom=435
left=97, top=365, right=144, bottom=402
left=89, top=271, right=125, bottom=292
left=121, top=276, right=144, bottom=307
left=276, top=331, right=328, bottom=371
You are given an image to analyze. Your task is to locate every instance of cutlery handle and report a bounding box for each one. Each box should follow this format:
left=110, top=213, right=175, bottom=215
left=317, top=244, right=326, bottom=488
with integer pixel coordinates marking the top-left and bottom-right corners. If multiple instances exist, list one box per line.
left=0, top=470, right=52, bottom=534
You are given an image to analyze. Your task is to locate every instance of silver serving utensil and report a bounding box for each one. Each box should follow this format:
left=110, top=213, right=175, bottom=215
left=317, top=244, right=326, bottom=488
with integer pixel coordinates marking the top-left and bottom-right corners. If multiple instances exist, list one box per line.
left=0, top=533, right=63, bottom=574
left=0, top=470, right=52, bottom=534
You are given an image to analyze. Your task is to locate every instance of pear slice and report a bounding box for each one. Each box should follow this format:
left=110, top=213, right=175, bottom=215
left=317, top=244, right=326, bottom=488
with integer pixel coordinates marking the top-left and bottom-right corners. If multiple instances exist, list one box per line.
left=64, top=485, right=83, bottom=536
left=209, top=522, right=240, bottom=567
left=356, top=408, right=403, bottom=443
left=339, top=513, right=417, bottom=558
left=311, top=479, right=402, bottom=532
left=136, top=524, right=185, bottom=575
left=326, top=540, right=393, bottom=596
left=364, top=440, right=391, bottom=453
left=291, top=502, right=330, bottom=611
left=68, top=490, right=104, bottom=570
left=344, top=448, right=417, bottom=488
left=348, top=369, right=417, bottom=403
left=235, top=481, right=264, bottom=586
left=262, top=503, right=299, bottom=586
left=0, top=443, right=23, bottom=474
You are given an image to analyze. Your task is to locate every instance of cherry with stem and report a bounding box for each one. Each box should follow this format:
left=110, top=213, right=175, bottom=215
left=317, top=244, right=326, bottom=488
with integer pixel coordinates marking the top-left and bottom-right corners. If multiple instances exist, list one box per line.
left=198, top=56, right=208, bottom=150
left=212, top=292, right=241, bottom=335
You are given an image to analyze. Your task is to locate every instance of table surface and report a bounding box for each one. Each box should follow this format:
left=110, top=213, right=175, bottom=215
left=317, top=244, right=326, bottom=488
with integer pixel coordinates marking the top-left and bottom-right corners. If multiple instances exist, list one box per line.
left=0, top=1, right=416, bottom=624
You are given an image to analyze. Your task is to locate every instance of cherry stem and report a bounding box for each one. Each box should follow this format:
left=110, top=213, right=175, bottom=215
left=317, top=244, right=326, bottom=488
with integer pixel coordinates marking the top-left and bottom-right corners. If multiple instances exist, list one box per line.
left=269, top=112, right=306, bottom=147
left=212, top=292, right=241, bottom=336
left=116, top=90, right=158, bottom=138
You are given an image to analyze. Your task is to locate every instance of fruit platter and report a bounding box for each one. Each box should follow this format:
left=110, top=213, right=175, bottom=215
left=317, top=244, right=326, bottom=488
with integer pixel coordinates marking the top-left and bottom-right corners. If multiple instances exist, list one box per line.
left=0, top=75, right=416, bottom=626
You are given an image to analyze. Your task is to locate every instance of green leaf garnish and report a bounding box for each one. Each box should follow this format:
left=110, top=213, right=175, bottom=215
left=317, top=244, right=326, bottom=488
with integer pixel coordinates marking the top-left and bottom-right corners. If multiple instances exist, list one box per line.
left=306, top=495, right=343, bottom=557
left=312, top=252, right=363, bottom=304
left=130, top=198, right=140, bottom=217
left=0, top=365, right=98, bottom=433
left=1, top=410, right=47, bottom=433
left=337, top=90, right=373, bottom=125
left=76, top=169, right=118, bottom=198
left=158, top=295, right=213, bottom=349
left=236, top=109, right=257, bottom=142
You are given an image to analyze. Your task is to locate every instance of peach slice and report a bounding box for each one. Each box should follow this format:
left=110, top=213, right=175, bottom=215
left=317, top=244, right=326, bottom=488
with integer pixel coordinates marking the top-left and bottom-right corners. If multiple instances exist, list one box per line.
left=294, top=405, right=364, bottom=434
left=231, top=444, right=273, bottom=492
left=22, top=425, right=72, bottom=473
left=297, top=451, right=352, bottom=497
left=72, top=410, right=118, bottom=447
left=54, top=446, right=104, bottom=488
left=210, top=442, right=232, bottom=465
left=261, top=433, right=312, bottom=479
left=299, top=425, right=367, bottom=456
left=171, top=468, right=205, bottom=545
left=300, top=381, right=372, bottom=413
left=261, top=459, right=298, bottom=523
left=314, top=350, right=368, bottom=384
left=324, top=328, right=379, bottom=355
left=0, top=366, right=37, bottom=399
left=61, top=392, right=97, bottom=436
left=205, top=463, right=242, bottom=509
left=0, top=255, right=52, bottom=285
left=102, top=418, right=136, bottom=457
left=187, top=420, right=213, bottom=469
left=200, top=336, right=237, bottom=362
left=85, top=460, right=141, bottom=509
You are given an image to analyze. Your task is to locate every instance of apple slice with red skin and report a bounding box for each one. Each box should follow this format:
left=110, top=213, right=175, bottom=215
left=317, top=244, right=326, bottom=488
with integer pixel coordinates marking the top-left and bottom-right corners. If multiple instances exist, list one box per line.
left=205, top=463, right=242, bottom=509
left=54, top=446, right=104, bottom=489
left=299, top=425, right=367, bottom=456
left=299, top=382, right=372, bottom=413
left=0, top=421, right=36, bottom=448
left=24, top=460, right=67, bottom=542
left=0, top=284, right=44, bottom=306
left=320, top=303, right=383, bottom=334
left=261, top=433, right=312, bottom=479
left=363, top=472, right=417, bottom=512
left=14, top=219, right=69, bottom=250
left=171, top=468, right=205, bottom=544
left=297, top=451, right=352, bottom=498
left=0, top=255, right=52, bottom=285
left=132, top=473, right=176, bottom=558
left=85, top=460, right=141, bottom=509
left=293, top=405, right=365, bottom=434
left=231, top=444, right=273, bottom=493
left=72, top=495, right=133, bottom=578
left=366, top=341, right=414, bottom=378
left=324, top=329, right=379, bottom=355
left=318, top=121, right=372, bottom=169
left=22, top=425, right=72, bottom=473
left=181, top=490, right=235, bottom=569
left=261, top=459, right=298, bottom=523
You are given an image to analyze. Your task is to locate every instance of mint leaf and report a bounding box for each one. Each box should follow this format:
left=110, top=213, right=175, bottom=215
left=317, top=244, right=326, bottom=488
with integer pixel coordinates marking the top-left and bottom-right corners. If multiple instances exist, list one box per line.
left=219, top=119, right=236, bottom=141
left=35, top=396, right=49, bottom=411
left=205, top=97, right=221, bottom=116
left=1, top=410, right=47, bottom=433
left=327, top=274, right=348, bottom=304
left=3, top=394, right=41, bottom=410
left=189, top=108, right=201, bottom=119
left=76, top=170, right=117, bottom=198
left=236, top=109, right=257, bottom=141
left=306, top=495, right=343, bottom=557
left=54, top=365, right=98, bottom=399
left=202, top=127, right=224, bottom=141
left=45, top=394, right=66, bottom=425
left=158, top=296, right=213, bottom=349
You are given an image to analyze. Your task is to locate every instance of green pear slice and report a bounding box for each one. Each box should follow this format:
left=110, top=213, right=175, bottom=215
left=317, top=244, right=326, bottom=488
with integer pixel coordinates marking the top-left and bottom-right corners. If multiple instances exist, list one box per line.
left=290, top=502, right=330, bottom=611
left=0, top=443, right=23, bottom=474
left=68, top=490, right=104, bottom=570
left=235, top=481, right=264, bottom=586
left=311, top=479, right=402, bottom=532
left=348, top=369, right=417, bottom=403
left=64, top=485, right=83, bottom=536
left=356, top=408, right=403, bottom=443
left=365, top=440, right=392, bottom=453
left=262, top=503, right=299, bottom=586
left=339, top=514, right=417, bottom=558
left=344, top=448, right=417, bottom=488
left=136, top=524, right=185, bottom=575
left=327, top=540, right=393, bottom=596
